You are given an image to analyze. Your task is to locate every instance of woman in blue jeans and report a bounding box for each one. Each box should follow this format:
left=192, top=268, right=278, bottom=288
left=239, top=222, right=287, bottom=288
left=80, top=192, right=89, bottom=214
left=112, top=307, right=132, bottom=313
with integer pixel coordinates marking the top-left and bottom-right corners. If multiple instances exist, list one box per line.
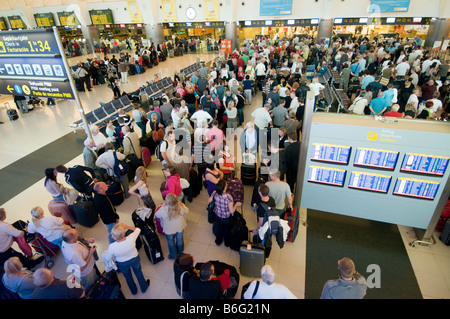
left=108, top=224, right=150, bottom=295
left=155, top=193, right=189, bottom=259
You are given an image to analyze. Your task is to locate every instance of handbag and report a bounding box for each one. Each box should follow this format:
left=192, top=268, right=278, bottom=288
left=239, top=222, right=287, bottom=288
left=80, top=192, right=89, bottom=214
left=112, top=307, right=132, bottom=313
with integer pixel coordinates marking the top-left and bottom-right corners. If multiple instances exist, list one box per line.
left=207, top=194, right=216, bottom=224
left=152, top=121, right=165, bottom=142
left=63, top=188, right=80, bottom=205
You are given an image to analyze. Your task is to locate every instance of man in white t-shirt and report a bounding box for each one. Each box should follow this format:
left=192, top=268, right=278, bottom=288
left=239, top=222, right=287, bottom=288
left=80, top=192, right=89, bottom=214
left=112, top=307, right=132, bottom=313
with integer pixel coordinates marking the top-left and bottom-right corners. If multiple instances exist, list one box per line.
left=395, top=61, right=410, bottom=77
left=243, top=265, right=297, bottom=299
left=61, top=229, right=99, bottom=291
left=190, top=105, right=213, bottom=129
left=251, top=104, right=273, bottom=130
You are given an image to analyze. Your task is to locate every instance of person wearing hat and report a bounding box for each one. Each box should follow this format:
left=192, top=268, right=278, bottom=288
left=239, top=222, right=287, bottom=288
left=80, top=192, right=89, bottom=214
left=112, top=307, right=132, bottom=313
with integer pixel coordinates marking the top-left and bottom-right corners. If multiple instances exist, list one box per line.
left=320, top=257, right=367, bottom=299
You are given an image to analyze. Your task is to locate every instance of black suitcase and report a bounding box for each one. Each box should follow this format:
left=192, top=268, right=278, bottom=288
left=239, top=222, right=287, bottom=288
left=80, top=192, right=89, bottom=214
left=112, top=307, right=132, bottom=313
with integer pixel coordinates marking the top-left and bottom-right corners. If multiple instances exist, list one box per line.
left=75, top=78, right=85, bottom=92
left=6, top=103, right=19, bottom=121
left=440, top=220, right=450, bottom=245
left=106, top=181, right=124, bottom=206
left=241, top=163, right=257, bottom=185
left=71, top=199, right=99, bottom=227
left=228, top=211, right=249, bottom=252
left=189, top=169, right=203, bottom=198
left=87, top=271, right=125, bottom=299
left=132, top=211, right=164, bottom=264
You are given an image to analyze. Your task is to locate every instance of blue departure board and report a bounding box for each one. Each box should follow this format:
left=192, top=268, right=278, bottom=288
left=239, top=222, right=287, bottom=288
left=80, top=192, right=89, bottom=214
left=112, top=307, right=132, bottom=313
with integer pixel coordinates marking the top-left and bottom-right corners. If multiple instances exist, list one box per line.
left=311, top=143, right=351, bottom=164
left=353, top=147, right=399, bottom=170
left=308, top=166, right=346, bottom=187
left=393, top=177, right=440, bottom=200
left=349, top=171, right=391, bottom=193
left=400, top=153, right=449, bottom=176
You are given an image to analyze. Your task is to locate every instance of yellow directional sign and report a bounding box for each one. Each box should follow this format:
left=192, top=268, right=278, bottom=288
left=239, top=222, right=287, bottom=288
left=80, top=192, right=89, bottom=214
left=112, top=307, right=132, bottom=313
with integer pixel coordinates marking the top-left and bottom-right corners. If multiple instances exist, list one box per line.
left=7, top=84, right=13, bottom=93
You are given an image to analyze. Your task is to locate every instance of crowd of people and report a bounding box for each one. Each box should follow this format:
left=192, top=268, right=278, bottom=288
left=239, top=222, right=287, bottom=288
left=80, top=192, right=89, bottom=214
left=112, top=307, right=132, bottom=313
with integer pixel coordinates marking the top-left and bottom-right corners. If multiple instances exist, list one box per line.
left=4, top=30, right=445, bottom=300
left=330, top=35, right=450, bottom=119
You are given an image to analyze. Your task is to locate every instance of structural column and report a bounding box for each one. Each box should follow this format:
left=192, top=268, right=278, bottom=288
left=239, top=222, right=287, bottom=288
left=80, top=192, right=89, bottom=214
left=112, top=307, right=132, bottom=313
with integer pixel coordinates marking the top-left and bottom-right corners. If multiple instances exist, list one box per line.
left=145, top=24, right=164, bottom=47
left=81, top=26, right=100, bottom=54
left=225, top=22, right=239, bottom=51
left=424, top=18, right=450, bottom=48
left=316, top=19, right=333, bottom=45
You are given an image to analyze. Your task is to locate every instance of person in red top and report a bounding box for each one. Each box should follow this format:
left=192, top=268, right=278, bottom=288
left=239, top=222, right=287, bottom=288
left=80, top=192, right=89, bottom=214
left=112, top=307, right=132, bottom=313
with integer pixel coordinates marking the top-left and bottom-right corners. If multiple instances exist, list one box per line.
left=383, top=104, right=403, bottom=118
left=161, top=166, right=183, bottom=201
left=218, top=142, right=235, bottom=180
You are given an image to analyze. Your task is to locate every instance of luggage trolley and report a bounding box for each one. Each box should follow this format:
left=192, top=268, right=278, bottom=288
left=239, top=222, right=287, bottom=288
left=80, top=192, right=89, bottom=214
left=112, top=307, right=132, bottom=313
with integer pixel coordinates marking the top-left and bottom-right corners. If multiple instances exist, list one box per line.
left=12, top=220, right=59, bottom=268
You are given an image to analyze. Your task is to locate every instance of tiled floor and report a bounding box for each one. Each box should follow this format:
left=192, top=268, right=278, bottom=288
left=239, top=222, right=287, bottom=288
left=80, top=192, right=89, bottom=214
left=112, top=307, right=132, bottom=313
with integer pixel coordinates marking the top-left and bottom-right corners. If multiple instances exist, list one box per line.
left=0, top=50, right=448, bottom=299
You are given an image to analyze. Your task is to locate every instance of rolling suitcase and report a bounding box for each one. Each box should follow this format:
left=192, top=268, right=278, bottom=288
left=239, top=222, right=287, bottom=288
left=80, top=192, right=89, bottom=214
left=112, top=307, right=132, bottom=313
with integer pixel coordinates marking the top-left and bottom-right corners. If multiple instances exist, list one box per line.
left=283, top=206, right=299, bottom=243
left=169, top=49, right=174, bottom=58
left=241, top=164, right=256, bottom=185
left=229, top=211, right=248, bottom=252
left=87, top=271, right=125, bottom=299
left=241, top=153, right=257, bottom=185
left=132, top=211, right=164, bottom=264
left=48, top=200, right=77, bottom=225
left=141, top=147, right=151, bottom=167
left=105, top=181, right=124, bottom=206
left=227, top=177, right=244, bottom=205
left=6, top=102, right=19, bottom=121
left=72, top=198, right=99, bottom=227
left=189, top=169, right=203, bottom=198
left=240, top=231, right=266, bottom=277
left=440, top=220, right=450, bottom=246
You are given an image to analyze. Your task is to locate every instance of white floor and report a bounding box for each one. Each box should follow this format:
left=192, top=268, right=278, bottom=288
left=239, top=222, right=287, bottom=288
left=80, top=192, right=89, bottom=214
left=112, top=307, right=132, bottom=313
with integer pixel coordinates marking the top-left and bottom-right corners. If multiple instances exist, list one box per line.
left=0, top=51, right=448, bottom=299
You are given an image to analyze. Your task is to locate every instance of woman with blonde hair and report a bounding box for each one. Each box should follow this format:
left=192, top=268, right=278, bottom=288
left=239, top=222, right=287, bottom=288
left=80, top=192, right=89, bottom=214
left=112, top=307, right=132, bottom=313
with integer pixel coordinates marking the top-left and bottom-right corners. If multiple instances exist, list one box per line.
left=129, top=166, right=156, bottom=214
left=155, top=193, right=189, bottom=259
left=27, top=206, right=69, bottom=248
left=2, top=257, right=37, bottom=299
left=225, top=100, right=238, bottom=129
left=107, top=223, right=150, bottom=295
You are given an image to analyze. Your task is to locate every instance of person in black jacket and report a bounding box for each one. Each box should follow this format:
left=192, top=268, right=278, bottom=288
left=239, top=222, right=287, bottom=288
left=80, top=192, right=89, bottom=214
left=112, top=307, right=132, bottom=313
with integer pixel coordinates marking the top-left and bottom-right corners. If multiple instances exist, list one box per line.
left=93, top=182, right=120, bottom=243
left=284, top=132, right=300, bottom=192
left=56, top=165, right=97, bottom=198
left=188, top=262, right=223, bottom=299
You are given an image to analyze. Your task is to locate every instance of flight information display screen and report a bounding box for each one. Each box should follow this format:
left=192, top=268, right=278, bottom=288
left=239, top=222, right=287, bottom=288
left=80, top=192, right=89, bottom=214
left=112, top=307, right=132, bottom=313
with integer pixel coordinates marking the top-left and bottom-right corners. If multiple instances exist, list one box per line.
left=393, top=177, right=440, bottom=200
left=400, top=153, right=449, bottom=176
left=353, top=147, right=399, bottom=170
left=310, top=143, right=351, bottom=164
left=308, top=166, right=346, bottom=187
left=349, top=171, right=392, bottom=193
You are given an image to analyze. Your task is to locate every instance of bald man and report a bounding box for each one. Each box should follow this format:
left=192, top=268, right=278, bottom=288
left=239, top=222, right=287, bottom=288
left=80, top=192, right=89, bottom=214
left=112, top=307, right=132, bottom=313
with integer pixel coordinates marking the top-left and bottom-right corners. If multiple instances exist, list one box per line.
left=320, top=257, right=367, bottom=299
left=32, top=268, right=85, bottom=299
left=61, top=229, right=99, bottom=291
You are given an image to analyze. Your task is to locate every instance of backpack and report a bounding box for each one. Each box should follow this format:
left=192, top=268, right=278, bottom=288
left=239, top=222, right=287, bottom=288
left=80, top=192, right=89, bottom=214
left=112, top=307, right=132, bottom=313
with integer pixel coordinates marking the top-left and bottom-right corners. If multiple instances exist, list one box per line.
left=155, top=140, right=168, bottom=162
left=113, top=151, right=128, bottom=177
left=259, top=203, right=280, bottom=235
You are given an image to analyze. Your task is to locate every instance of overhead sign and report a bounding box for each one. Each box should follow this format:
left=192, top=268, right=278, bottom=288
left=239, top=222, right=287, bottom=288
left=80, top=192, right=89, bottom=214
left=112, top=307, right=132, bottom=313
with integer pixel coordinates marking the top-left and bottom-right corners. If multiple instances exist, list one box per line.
left=0, top=29, right=75, bottom=99
left=369, top=0, right=410, bottom=13
left=260, top=0, right=293, bottom=16
left=0, top=30, right=60, bottom=56
left=57, top=12, right=80, bottom=27
left=89, top=9, right=114, bottom=25
left=8, top=15, right=27, bottom=29
left=34, top=13, right=56, bottom=28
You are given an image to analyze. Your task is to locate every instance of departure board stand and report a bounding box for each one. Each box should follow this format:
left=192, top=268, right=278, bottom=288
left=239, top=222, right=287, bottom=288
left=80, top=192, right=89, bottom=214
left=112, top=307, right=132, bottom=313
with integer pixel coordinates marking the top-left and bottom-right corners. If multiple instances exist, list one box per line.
left=294, top=91, right=316, bottom=227
left=297, top=109, right=450, bottom=243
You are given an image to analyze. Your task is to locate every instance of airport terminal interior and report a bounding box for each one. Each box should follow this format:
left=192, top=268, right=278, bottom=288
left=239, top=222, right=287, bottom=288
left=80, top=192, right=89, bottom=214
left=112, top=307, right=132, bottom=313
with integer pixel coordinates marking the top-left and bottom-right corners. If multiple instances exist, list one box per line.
left=0, top=0, right=450, bottom=300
